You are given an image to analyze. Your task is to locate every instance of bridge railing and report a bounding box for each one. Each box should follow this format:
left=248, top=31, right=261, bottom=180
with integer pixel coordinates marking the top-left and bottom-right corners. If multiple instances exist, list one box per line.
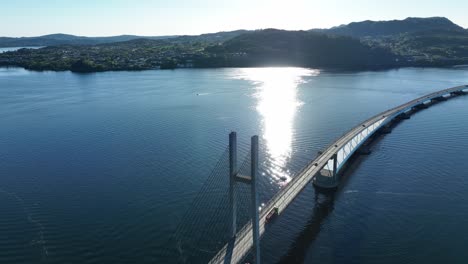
left=330, top=85, right=468, bottom=173
left=332, top=117, right=387, bottom=172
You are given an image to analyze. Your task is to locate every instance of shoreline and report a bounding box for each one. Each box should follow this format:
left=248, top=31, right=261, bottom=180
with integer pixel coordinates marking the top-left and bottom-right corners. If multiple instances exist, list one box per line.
left=1, top=64, right=466, bottom=75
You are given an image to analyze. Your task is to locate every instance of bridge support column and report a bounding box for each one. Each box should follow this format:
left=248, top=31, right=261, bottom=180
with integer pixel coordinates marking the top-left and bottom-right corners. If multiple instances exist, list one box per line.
left=229, top=132, right=237, bottom=237
left=451, top=91, right=466, bottom=96
left=432, top=96, right=447, bottom=102
left=313, top=153, right=339, bottom=190
left=379, top=125, right=392, bottom=134
left=413, top=103, right=428, bottom=110
left=357, top=146, right=372, bottom=155
left=397, top=112, right=411, bottom=120
left=250, top=135, right=261, bottom=264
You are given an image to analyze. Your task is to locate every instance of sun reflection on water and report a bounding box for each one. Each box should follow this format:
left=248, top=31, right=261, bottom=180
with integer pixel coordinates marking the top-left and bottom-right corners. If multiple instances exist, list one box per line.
left=232, top=67, right=319, bottom=184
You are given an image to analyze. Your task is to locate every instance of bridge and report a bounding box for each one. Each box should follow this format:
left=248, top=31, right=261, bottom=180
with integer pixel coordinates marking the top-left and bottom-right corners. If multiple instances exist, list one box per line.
left=209, top=85, right=468, bottom=264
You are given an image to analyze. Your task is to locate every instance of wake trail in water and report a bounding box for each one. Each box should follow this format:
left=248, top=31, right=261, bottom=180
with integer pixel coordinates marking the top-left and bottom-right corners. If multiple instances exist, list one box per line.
left=0, top=188, right=49, bottom=259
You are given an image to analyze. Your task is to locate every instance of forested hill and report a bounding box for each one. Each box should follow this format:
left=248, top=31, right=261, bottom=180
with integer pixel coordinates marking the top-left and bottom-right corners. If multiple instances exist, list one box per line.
left=205, top=29, right=398, bottom=68
left=313, top=17, right=468, bottom=66
left=316, top=17, right=465, bottom=38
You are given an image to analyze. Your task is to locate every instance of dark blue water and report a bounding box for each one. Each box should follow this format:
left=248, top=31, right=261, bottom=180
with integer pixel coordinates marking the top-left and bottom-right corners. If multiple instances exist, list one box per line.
left=0, top=67, right=467, bottom=263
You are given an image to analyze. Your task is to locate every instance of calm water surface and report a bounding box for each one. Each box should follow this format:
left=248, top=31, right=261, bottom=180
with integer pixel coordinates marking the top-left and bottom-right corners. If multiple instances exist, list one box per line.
left=0, top=67, right=467, bottom=263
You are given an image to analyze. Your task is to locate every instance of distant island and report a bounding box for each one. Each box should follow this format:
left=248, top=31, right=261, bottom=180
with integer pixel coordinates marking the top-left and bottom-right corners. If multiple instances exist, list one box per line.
left=0, top=17, right=467, bottom=73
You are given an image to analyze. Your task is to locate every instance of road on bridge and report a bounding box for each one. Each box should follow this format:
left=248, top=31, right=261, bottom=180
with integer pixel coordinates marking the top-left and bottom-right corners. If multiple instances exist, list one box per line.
left=209, top=85, right=468, bottom=264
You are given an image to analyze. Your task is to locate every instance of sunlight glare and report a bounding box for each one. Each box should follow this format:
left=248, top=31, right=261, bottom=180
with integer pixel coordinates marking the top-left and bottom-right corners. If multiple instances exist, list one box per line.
left=233, top=67, right=319, bottom=183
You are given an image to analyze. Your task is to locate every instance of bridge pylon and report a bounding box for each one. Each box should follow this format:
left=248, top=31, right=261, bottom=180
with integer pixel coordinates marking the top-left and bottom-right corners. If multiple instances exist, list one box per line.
left=228, top=132, right=261, bottom=264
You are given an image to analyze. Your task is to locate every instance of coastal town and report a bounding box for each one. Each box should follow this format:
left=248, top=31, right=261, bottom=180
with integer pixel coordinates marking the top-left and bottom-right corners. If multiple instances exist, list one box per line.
left=0, top=39, right=210, bottom=72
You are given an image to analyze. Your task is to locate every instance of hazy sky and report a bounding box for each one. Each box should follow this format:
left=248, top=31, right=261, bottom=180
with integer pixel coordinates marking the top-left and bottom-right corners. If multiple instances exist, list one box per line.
left=1, top=0, right=466, bottom=37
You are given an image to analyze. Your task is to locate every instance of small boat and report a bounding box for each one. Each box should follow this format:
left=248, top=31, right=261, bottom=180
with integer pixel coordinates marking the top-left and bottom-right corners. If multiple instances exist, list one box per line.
left=279, top=176, right=287, bottom=182
left=265, top=207, right=278, bottom=223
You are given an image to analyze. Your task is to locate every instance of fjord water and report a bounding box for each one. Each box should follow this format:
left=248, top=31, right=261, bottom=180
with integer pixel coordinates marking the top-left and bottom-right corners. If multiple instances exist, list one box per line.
left=0, top=67, right=467, bottom=263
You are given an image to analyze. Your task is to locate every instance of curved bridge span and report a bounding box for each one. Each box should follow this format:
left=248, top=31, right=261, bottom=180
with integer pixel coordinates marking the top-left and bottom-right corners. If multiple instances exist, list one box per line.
left=210, top=85, right=468, bottom=264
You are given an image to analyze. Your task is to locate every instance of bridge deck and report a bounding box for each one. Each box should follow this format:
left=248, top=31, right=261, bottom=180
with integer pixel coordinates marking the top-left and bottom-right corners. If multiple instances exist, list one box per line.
left=209, top=85, right=467, bottom=264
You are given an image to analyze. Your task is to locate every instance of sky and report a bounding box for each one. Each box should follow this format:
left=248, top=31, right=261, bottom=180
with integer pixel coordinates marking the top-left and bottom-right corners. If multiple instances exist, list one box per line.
left=1, top=0, right=467, bottom=37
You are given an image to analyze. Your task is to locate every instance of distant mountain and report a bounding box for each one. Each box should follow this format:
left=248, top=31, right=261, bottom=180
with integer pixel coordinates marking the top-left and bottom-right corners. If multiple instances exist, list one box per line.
left=0, top=33, right=175, bottom=47
left=170, top=30, right=250, bottom=44
left=0, top=30, right=249, bottom=48
left=315, top=17, right=465, bottom=38
left=2, top=17, right=464, bottom=48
